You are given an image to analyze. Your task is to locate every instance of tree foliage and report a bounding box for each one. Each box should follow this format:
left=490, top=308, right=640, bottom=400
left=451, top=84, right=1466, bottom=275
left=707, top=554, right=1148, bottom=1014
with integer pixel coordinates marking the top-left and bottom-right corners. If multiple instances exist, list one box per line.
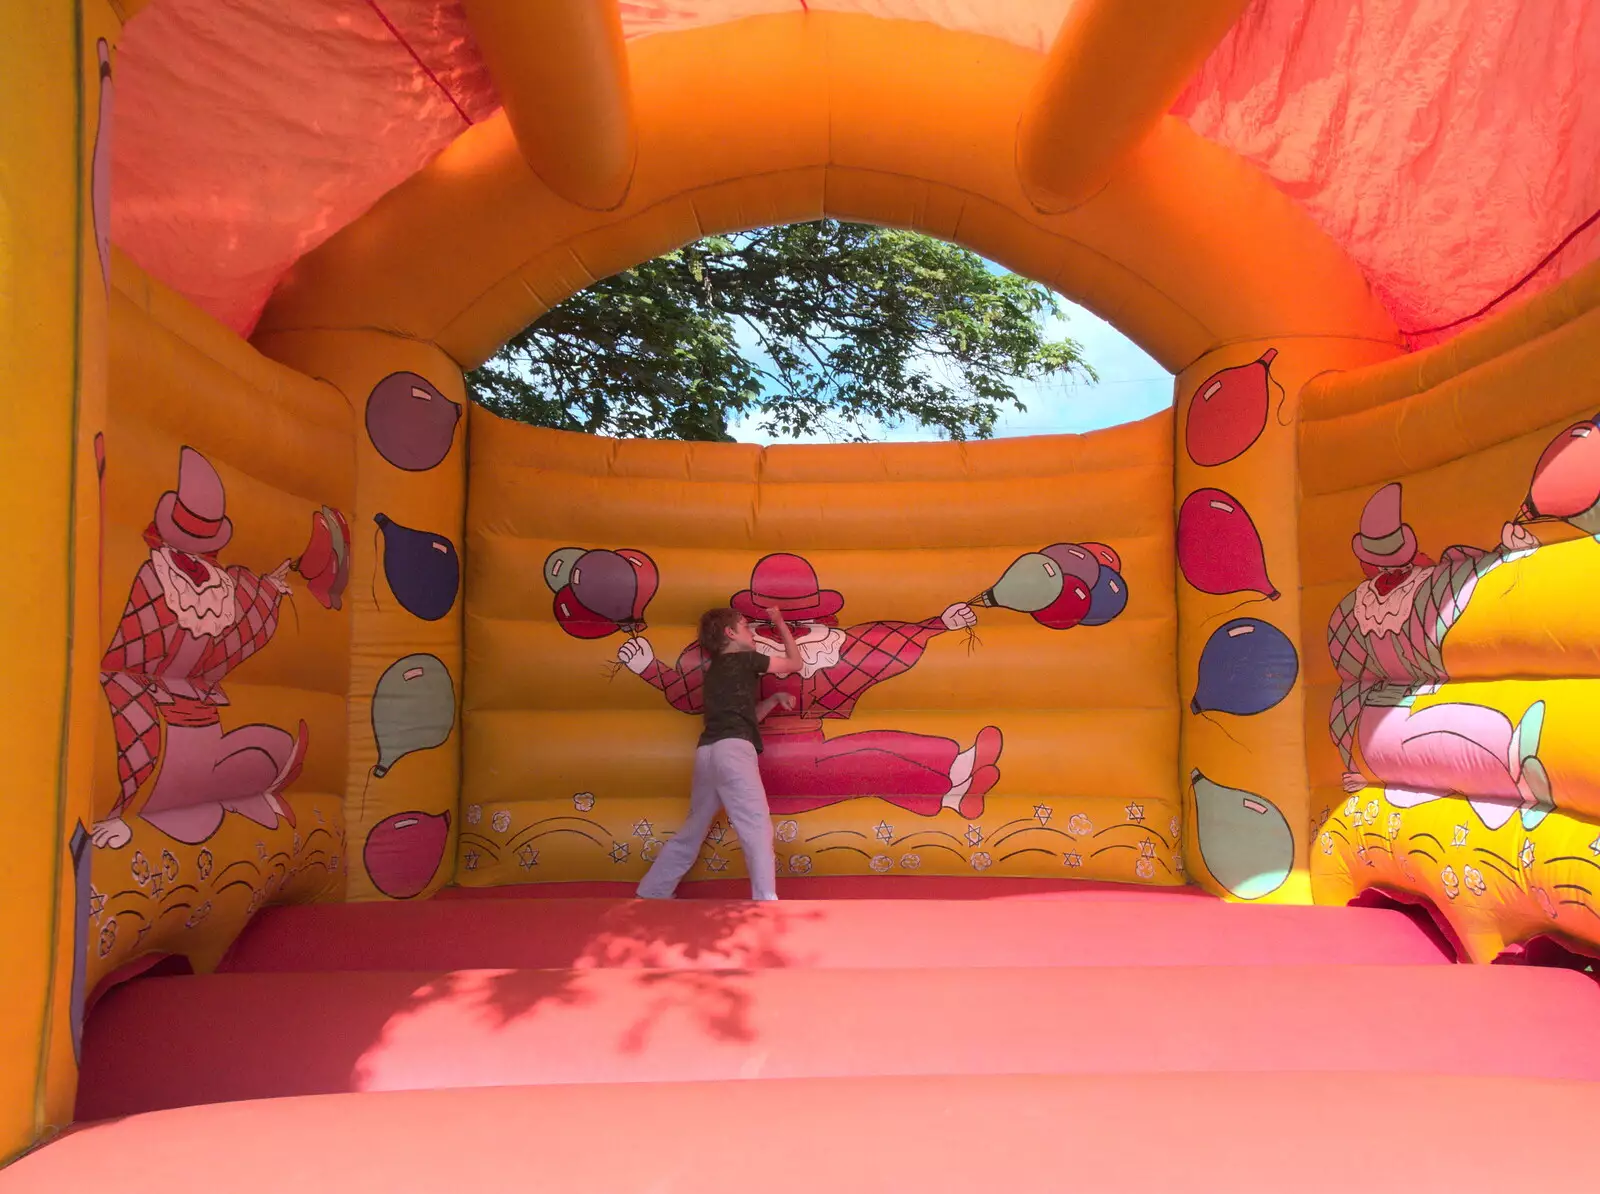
left=467, top=220, right=1096, bottom=442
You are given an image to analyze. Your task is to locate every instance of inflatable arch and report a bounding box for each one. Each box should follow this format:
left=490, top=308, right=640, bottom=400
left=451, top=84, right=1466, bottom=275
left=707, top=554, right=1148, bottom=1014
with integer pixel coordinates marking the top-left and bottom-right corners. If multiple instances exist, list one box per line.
left=5, top=0, right=1600, bottom=1186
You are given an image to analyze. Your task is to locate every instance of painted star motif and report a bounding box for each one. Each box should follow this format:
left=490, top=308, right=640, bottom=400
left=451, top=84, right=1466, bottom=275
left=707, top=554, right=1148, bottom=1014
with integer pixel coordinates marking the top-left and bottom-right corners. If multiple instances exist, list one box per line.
left=964, top=824, right=984, bottom=846
left=706, top=855, right=728, bottom=872
left=874, top=820, right=894, bottom=842
left=1033, top=804, right=1053, bottom=826
left=463, top=849, right=480, bottom=871
left=1125, top=802, right=1145, bottom=824
left=88, top=887, right=105, bottom=919
left=632, top=818, right=655, bottom=840
left=609, top=841, right=630, bottom=864
left=1520, top=839, right=1536, bottom=869
left=1589, top=834, right=1600, bottom=858
left=1062, top=851, right=1083, bottom=868
left=1139, top=838, right=1157, bottom=859
left=1452, top=825, right=1469, bottom=847
left=707, top=821, right=728, bottom=845
left=517, top=844, right=539, bottom=870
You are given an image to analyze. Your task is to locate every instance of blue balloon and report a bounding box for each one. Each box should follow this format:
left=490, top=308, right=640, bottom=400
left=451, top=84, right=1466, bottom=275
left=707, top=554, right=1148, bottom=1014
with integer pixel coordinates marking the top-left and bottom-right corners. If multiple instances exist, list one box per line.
left=1080, top=568, right=1129, bottom=626
left=1192, top=617, right=1298, bottom=716
left=375, top=513, right=459, bottom=622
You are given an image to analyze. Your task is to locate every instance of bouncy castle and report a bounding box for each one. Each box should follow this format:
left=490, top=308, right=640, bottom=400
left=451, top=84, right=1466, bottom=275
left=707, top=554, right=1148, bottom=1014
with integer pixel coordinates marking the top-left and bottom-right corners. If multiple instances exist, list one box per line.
left=5, top=0, right=1600, bottom=1188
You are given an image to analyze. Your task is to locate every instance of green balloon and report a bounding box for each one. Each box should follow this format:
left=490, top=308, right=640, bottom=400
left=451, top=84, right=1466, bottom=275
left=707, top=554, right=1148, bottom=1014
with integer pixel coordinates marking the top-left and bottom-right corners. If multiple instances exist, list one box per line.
left=543, top=547, right=586, bottom=593
left=986, top=552, right=1065, bottom=613
left=1191, top=768, right=1291, bottom=900
left=372, top=654, right=456, bottom=778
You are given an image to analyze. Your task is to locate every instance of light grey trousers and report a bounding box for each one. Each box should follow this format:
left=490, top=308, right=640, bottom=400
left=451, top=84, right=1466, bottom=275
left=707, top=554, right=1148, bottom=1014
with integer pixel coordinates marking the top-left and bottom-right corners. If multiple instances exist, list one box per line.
left=637, top=737, right=778, bottom=901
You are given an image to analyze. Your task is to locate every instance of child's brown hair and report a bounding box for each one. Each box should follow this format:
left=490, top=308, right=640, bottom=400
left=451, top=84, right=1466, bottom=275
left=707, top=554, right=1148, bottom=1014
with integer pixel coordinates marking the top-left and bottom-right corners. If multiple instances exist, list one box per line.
left=698, top=607, right=744, bottom=655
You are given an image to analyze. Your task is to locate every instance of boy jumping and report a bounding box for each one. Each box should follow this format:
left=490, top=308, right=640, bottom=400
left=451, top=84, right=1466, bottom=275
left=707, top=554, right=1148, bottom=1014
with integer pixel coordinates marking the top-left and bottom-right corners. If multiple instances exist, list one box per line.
left=637, top=605, right=803, bottom=901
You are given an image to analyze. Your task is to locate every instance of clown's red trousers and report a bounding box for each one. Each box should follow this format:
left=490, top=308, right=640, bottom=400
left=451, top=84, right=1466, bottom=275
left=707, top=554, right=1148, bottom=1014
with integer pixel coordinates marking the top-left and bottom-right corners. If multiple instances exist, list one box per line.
left=759, top=721, right=958, bottom=816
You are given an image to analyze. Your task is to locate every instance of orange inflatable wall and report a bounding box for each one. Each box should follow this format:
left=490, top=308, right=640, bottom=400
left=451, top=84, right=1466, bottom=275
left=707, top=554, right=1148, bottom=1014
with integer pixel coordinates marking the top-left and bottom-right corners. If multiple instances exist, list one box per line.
left=460, top=407, right=1180, bottom=886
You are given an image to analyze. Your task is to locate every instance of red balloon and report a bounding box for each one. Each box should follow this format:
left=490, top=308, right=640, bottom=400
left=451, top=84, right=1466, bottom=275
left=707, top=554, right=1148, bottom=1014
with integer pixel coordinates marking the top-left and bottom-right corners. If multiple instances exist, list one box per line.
left=553, top=585, right=619, bottom=639
left=1080, top=541, right=1121, bottom=573
left=615, top=548, right=658, bottom=626
left=1178, top=489, right=1278, bottom=599
left=1031, top=577, right=1093, bottom=630
left=1526, top=419, right=1600, bottom=519
left=1186, top=348, right=1277, bottom=467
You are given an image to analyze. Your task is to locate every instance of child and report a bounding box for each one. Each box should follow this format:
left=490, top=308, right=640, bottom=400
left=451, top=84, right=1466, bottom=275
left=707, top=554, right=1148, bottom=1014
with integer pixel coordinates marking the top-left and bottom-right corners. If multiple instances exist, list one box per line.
left=637, top=605, right=803, bottom=901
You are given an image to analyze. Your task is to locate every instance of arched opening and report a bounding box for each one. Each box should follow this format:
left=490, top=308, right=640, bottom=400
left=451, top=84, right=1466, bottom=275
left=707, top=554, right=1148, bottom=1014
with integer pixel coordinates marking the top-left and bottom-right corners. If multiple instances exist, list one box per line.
left=464, top=217, right=1172, bottom=446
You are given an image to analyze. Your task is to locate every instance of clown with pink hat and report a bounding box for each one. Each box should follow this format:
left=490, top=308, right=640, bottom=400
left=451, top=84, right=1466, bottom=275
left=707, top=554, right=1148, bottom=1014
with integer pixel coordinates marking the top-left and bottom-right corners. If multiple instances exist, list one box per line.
left=91, top=446, right=349, bottom=850
left=619, top=551, right=1003, bottom=819
left=1327, top=481, right=1552, bottom=832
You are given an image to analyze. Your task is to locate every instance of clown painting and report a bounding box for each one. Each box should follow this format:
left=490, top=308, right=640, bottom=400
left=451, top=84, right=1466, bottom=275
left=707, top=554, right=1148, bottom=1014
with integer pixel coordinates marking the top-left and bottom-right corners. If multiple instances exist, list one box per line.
left=617, top=553, right=999, bottom=818
left=1326, top=482, right=1551, bottom=832
left=92, top=446, right=350, bottom=849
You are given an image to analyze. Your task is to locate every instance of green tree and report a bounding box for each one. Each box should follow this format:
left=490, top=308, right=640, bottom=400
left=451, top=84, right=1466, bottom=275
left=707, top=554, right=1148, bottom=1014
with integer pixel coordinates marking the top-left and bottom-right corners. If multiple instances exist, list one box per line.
left=468, top=219, right=1096, bottom=442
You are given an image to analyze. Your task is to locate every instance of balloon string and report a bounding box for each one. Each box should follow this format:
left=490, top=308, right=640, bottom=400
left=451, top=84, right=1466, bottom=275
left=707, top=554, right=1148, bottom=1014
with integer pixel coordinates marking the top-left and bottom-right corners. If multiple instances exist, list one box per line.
left=601, top=660, right=625, bottom=682
left=963, top=624, right=984, bottom=655
left=281, top=586, right=301, bottom=636
left=1197, top=709, right=1250, bottom=752
left=1199, top=592, right=1272, bottom=632
left=356, top=766, right=375, bottom=821
left=1270, top=374, right=1292, bottom=427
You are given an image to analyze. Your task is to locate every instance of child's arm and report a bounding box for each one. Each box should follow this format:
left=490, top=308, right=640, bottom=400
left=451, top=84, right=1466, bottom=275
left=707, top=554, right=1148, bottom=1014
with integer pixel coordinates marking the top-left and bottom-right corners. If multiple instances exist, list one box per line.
left=765, top=607, right=805, bottom=676
left=756, top=692, right=796, bottom=720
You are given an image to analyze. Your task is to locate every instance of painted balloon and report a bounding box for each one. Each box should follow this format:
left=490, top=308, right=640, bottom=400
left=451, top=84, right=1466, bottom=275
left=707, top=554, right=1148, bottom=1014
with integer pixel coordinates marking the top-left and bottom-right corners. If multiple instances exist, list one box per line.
left=69, top=821, right=91, bottom=1061
left=616, top=548, right=659, bottom=625
left=543, top=547, right=586, bottom=592
left=1193, top=618, right=1299, bottom=716
left=364, top=810, right=451, bottom=900
left=375, top=513, right=459, bottom=621
left=1525, top=418, right=1600, bottom=530
left=92, top=40, right=113, bottom=291
left=1186, top=348, right=1278, bottom=466
left=1081, top=568, right=1129, bottom=626
left=1041, top=543, right=1100, bottom=587
left=569, top=549, right=637, bottom=623
left=1178, top=489, right=1278, bottom=599
left=1031, top=576, right=1092, bottom=630
left=978, top=552, right=1064, bottom=613
left=1191, top=769, right=1292, bottom=900
left=1081, top=542, right=1121, bottom=572
left=554, top=585, right=620, bottom=639
left=365, top=372, right=462, bottom=471
left=371, top=654, right=456, bottom=778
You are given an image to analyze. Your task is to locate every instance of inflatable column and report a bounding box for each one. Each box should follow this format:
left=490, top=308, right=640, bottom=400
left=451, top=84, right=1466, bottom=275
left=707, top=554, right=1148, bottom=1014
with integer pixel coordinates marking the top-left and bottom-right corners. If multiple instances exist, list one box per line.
left=0, top=0, right=119, bottom=1157
left=1175, top=338, right=1394, bottom=903
left=255, top=331, right=465, bottom=902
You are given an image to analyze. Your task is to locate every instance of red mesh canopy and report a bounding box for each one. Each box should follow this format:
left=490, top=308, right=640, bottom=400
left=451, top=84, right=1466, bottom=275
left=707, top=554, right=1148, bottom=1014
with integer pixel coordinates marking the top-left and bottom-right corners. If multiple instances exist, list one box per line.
left=112, top=0, right=1600, bottom=347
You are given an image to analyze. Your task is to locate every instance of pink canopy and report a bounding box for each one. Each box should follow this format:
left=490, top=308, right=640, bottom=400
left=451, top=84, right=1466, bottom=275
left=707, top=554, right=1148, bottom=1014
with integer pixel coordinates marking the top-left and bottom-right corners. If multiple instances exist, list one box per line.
left=112, top=0, right=1600, bottom=348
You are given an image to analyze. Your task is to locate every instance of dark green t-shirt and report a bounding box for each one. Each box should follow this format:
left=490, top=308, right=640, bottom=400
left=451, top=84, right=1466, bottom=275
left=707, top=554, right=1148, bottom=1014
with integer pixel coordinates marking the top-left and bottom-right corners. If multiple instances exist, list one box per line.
left=698, top=649, right=771, bottom=752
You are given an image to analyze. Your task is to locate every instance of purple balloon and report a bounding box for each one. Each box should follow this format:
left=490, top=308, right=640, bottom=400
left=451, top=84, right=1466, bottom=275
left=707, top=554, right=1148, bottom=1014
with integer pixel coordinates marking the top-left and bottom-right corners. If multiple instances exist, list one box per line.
left=569, top=550, right=637, bottom=623
left=1041, top=542, right=1100, bottom=587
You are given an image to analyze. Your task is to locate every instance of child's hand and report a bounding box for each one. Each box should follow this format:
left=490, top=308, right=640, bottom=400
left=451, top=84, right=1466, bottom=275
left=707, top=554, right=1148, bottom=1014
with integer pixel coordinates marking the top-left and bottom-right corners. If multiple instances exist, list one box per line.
left=765, top=605, right=787, bottom=626
left=771, top=692, right=796, bottom=711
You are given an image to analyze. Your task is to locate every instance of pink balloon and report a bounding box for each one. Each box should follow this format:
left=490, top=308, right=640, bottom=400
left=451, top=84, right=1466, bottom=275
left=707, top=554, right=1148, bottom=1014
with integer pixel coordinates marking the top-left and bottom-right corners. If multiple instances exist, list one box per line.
left=1178, top=489, right=1278, bottom=599
left=615, top=548, right=658, bottom=627
left=1526, top=419, right=1600, bottom=519
left=1031, top=577, right=1093, bottom=631
left=553, top=585, right=619, bottom=639
left=1186, top=349, right=1278, bottom=467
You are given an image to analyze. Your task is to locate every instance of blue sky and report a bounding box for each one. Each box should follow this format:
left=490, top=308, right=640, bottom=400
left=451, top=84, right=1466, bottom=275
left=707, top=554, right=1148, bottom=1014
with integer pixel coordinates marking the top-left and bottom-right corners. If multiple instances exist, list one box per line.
left=726, top=270, right=1174, bottom=444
